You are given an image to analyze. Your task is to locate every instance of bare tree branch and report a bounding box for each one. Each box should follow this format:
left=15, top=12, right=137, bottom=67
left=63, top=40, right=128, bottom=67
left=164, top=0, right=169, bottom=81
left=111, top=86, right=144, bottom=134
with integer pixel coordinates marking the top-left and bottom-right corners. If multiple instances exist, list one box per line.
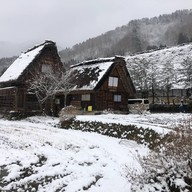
left=28, top=70, right=75, bottom=111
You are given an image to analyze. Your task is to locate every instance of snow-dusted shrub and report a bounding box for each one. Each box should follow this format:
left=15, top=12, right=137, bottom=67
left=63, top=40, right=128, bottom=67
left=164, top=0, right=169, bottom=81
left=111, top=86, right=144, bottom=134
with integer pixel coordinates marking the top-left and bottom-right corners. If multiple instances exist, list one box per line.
left=64, top=120, right=162, bottom=149
left=59, top=106, right=79, bottom=121
left=130, top=120, right=192, bottom=192
left=59, top=105, right=79, bottom=128
left=129, top=103, right=149, bottom=114
left=7, top=111, right=41, bottom=120
left=150, top=103, right=192, bottom=113
left=150, top=104, right=180, bottom=113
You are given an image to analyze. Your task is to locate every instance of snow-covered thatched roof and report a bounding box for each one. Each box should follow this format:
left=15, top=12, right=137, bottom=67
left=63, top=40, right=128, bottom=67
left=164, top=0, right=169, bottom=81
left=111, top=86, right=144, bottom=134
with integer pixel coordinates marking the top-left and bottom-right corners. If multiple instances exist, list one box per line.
left=69, top=56, right=124, bottom=91
left=126, top=43, right=192, bottom=90
left=0, top=40, right=56, bottom=84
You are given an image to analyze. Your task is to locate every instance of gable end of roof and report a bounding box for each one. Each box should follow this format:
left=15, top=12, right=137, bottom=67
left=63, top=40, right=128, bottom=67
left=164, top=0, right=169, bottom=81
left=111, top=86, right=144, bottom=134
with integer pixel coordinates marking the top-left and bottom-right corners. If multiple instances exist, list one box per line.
left=0, top=40, right=56, bottom=84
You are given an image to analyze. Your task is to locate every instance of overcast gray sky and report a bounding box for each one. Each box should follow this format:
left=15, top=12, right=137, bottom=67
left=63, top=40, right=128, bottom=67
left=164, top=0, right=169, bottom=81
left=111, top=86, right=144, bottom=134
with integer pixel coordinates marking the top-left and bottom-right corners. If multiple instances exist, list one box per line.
left=0, top=0, right=192, bottom=57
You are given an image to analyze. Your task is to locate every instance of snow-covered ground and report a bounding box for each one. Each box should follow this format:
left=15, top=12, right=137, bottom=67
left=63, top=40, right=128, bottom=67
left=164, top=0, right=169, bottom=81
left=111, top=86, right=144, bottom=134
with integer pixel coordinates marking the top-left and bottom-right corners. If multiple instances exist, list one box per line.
left=0, top=113, right=191, bottom=192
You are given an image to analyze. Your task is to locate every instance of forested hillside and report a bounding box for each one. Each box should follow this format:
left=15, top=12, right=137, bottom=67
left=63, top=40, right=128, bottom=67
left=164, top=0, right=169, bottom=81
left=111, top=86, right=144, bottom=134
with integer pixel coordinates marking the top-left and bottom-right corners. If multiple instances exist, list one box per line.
left=1, top=9, right=192, bottom=73
left=126, top=43, right=192, bottom=95
left=59, top=9, right=192, bottom=67
left=0, top=56, right=17, bottom=76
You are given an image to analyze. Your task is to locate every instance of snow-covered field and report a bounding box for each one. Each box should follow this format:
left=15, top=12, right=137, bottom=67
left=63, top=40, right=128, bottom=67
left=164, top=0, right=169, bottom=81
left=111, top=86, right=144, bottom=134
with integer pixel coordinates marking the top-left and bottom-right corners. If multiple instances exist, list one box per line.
left=0, top=113, right=191, bottom=192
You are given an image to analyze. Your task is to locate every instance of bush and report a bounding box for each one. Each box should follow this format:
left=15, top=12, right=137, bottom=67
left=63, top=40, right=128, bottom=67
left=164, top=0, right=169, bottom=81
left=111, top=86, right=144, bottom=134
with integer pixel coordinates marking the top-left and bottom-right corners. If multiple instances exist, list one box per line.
left=62, top=120, right=162, bottom=149
left=150, top=104, right=192, bottom=113
left=59, top=106, right=79, bottom=128
left=150, top=104, right=180, bottom=113
left=130, top=119, right=192, bottom=192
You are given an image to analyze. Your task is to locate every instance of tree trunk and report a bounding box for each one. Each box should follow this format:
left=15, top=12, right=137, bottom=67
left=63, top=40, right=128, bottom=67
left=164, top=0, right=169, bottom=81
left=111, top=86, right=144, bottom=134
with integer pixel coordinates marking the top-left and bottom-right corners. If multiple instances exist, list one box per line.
left=152, top=85, right=155, bottom=104
left=166, top=87, right=170, bottom=104
left=64, top=93, right=67, bottom=107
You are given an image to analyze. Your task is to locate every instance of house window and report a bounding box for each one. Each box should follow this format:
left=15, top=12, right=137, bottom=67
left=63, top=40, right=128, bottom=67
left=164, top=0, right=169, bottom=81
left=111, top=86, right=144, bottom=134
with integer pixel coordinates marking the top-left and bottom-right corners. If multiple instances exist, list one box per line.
left=114, top=94, right=121, bottom=102
left=108, top=77, right=118, bottom=87
left=42, top=64, right=52, bottom=73
left=55, top=98, right=60, bottom=104
left=81, top=94, right=90, bottom=101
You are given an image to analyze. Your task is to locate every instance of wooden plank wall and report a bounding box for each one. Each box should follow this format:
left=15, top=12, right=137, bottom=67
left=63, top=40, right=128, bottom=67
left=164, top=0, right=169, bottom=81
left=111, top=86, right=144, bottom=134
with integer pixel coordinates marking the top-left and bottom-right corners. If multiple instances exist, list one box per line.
left=0, top=87, right=17, bottom=111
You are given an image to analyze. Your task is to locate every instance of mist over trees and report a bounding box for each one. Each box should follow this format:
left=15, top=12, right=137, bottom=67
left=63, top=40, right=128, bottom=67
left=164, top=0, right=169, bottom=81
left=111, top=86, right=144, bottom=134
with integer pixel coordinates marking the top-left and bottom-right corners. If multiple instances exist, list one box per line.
left=1, top=9, right=192, bottom=75
left=59, top=9, right=192, bottom=67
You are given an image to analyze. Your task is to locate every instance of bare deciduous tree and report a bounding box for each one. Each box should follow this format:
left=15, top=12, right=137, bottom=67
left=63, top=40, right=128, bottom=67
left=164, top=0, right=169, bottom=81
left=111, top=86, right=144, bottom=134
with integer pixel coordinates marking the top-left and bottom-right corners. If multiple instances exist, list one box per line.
left=130, top=117, right=192, bottom=192
left=28, top=70, right=74, bottom=115
left=160, top=60, right=175, bottom=104
left=56, top=71, right=75, bottom=107
left=179, top=56, right=192, bottom=96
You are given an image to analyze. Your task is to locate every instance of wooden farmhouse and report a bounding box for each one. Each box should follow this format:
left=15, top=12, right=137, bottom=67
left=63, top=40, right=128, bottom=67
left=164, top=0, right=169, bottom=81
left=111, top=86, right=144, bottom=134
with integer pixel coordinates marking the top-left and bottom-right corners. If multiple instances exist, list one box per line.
left=0, top=41, right=135, bottom=114
left=0, top=40, right=63, bottom=114
left=58, top=56, right=136, bottom=112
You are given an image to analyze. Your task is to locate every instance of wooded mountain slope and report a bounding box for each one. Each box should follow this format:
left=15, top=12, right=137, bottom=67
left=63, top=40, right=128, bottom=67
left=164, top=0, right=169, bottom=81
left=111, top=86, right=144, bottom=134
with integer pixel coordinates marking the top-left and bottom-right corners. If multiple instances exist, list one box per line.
left=1, top=9, right=192, bottom=73
left=126, top=43, right=192, bottom=91
left=59, top=9, right=192, bottom=67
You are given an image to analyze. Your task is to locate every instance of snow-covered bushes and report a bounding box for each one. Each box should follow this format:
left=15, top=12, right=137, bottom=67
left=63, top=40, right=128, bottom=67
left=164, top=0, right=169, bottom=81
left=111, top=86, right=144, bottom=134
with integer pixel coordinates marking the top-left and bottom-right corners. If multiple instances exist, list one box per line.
left=130, top=120, right=192, bottom=192
left=7, top=111, right=41, bottom=120
left=62, top=120, right=162, bottom=149
left=129, top=103, right=149, bottom=114
left=59, top=106, right=79, bottom=128
left=150, top=104, right=192, bottom=113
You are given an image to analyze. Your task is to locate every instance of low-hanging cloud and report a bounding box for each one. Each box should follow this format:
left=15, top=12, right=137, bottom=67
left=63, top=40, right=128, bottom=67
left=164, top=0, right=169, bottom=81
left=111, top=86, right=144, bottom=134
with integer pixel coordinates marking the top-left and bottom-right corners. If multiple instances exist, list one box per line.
left=0, top=0, right=191, bottom=57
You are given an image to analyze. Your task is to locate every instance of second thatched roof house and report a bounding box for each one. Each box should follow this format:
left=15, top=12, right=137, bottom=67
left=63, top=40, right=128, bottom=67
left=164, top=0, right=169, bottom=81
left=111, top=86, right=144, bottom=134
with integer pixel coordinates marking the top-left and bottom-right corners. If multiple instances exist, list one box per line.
left=57, top=56, right=136, bottom=112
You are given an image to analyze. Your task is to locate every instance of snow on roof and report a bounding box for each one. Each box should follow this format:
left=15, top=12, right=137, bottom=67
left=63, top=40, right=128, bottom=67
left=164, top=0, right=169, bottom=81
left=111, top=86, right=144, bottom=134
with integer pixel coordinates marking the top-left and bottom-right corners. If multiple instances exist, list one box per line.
left=126, top=43, right=192, bottom=89
left=69, top=57, right=120, bottom=91
left=0, top=41, right=55, bottom=83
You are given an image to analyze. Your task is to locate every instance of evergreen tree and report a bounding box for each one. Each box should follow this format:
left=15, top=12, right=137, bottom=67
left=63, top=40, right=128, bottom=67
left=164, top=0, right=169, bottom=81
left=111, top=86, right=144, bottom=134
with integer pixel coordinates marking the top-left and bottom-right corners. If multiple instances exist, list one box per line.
left=177, top=33, right=189, bottom=45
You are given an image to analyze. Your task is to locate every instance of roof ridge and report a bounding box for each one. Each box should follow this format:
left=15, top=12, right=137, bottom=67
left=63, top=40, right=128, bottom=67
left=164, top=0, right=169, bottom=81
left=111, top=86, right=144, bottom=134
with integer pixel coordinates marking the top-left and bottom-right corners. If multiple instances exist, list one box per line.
left=71, top=56, right=124, bottom=68
left=24, top=40, right=55, bottom=54
left=0, top=40, right=57, bottom=84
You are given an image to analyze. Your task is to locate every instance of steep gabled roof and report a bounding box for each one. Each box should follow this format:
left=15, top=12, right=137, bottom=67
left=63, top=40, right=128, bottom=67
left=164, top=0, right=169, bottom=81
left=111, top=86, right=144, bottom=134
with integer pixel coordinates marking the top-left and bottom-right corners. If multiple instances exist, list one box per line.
left=0, top=40, right=56, bottom=84
left=69, top=56, right=125, bottom=91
